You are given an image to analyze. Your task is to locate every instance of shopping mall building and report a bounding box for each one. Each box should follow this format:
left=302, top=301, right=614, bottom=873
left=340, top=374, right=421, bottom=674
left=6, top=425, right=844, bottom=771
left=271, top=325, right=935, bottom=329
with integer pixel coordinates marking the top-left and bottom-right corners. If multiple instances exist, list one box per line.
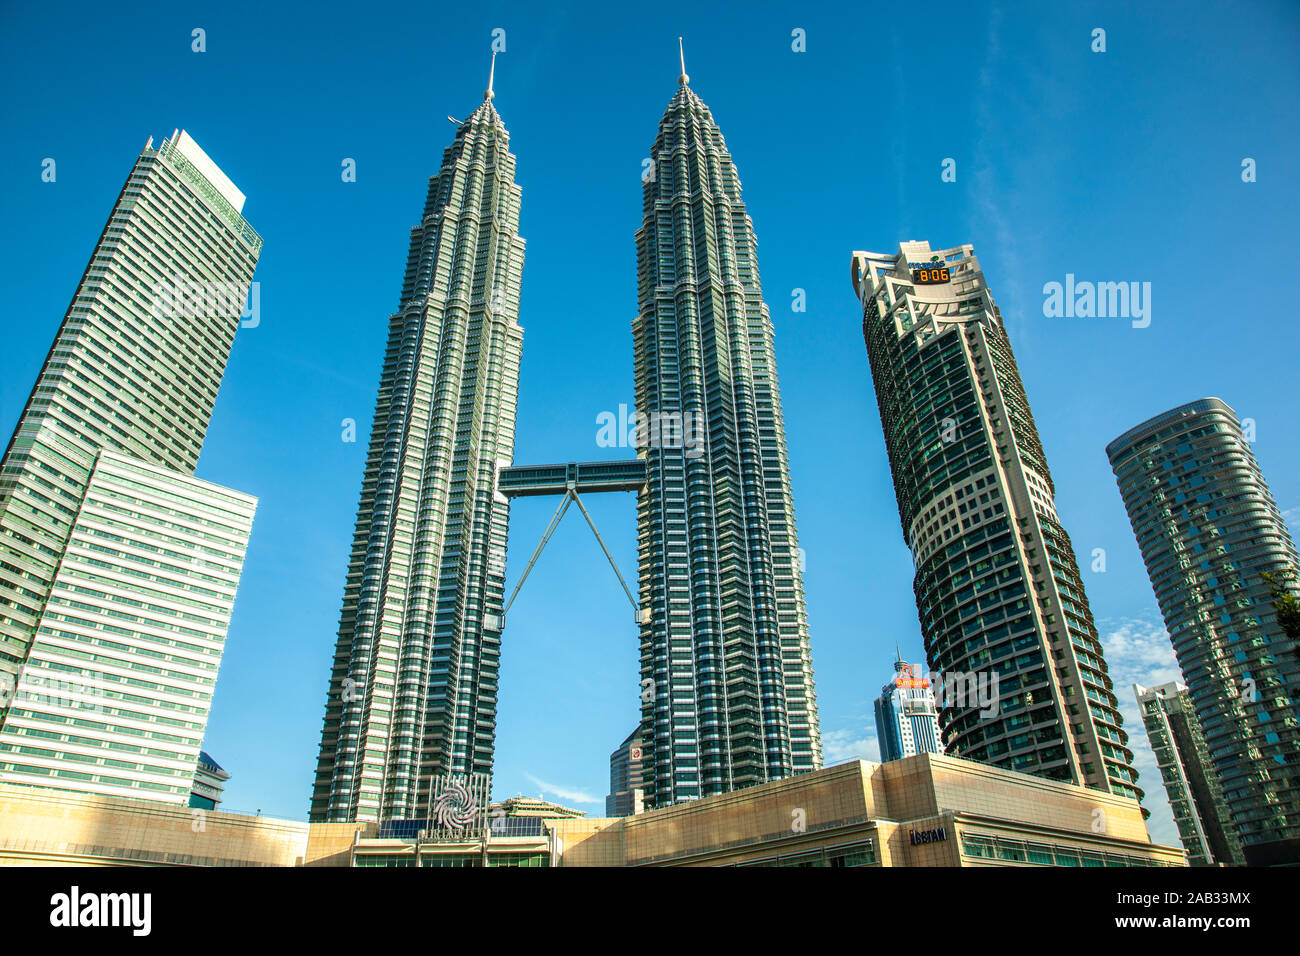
left=0, top=753, right=1185, bottom=867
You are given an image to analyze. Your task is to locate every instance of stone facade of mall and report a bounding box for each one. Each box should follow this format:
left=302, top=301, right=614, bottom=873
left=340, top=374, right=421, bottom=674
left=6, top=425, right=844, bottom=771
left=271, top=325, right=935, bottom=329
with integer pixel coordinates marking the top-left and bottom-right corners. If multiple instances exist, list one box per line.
left=0, top=753, right=1185, bottom=867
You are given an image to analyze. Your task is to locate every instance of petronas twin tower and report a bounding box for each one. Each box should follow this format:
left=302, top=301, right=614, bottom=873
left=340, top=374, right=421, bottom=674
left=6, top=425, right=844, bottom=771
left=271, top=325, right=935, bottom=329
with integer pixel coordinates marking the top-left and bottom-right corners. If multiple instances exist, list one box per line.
left=634, top=70, right=820, bottom=803
left=310, top=51, right=819, bottom=822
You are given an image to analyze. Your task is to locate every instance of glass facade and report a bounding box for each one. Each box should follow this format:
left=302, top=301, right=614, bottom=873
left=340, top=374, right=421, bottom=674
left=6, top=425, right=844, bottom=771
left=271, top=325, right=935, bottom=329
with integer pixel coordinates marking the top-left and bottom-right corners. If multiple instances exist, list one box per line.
left=0, top=451, right=254, bottom=803
left=310, top=87, right=526, bottom=822
left=0, top=131, right=260, bottom=688
left=737, top=840, right=877, bottom=867
left=1108, top=398, right=1300, bottom=864
left=959, top=833, right=1178, bottom=867
left=851, top=242, right=1139, bottom=801
left=0, top=130, right=260, bottom=804
left=633, top=75, right=820, bottom=807
left=353, top=850, right=547, bottom=867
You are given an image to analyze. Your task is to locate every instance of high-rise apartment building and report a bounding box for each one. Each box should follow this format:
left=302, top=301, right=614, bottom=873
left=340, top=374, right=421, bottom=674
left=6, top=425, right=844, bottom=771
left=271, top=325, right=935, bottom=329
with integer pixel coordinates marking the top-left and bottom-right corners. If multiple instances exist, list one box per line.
left=632, top=54, right=820, bottom=807
left=1134, top=682, right=1243, bottom=866
left=850, top=241, right=1139, bottom=801
left=1109, top=398, right=1300, bottom=865
left=875, top=653, right=942, bottom=762
left=310, top=68, right=526, bottom=822
left=0, top=130, right=260, bottom=803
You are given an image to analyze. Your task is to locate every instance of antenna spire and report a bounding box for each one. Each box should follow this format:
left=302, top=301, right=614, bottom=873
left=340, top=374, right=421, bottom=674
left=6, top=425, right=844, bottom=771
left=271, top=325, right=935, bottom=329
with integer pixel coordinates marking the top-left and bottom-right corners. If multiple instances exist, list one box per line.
left=677, top=37, right=689, bottom=86
left=485, top=51, right=496, bottom=101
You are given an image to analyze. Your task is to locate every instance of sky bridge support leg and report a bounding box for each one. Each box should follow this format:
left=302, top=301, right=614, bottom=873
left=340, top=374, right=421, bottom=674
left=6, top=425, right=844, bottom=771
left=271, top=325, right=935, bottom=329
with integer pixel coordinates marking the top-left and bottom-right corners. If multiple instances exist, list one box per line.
left=500, top=486, right=640, bottom=622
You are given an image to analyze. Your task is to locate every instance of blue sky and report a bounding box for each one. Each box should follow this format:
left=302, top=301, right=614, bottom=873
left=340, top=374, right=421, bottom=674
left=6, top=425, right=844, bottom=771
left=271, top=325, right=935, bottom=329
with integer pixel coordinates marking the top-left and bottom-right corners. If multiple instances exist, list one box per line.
left=2, top=1, right=1298, bottom=846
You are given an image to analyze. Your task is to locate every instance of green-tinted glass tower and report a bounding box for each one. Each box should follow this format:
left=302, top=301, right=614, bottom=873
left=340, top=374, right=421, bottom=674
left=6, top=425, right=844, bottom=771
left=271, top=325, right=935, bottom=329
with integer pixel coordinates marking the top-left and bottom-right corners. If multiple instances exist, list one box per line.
left=632, top=57, right=820, bottom=808
left=0, top=129, right=261, bottom=802
left=310, top=71, right=525, bottom=822
left=850, top=241, right=1140, bottom=802
left=1110, top=398, right=1300, bottom=865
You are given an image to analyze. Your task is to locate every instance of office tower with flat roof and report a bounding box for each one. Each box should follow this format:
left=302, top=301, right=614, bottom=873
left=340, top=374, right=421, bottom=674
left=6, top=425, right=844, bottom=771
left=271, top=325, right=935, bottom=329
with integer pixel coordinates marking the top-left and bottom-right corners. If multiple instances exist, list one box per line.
left=0, top=130, right=260, bottom=803
left=606, top=726, right=645, bottom=817
left=632, top=49, right=820, bottom=807
left=310, top=66, right=525, bottom=823
left=1109, top=398, right=1300, bottom=865
left=875, top=652, right=942, bottom=762
left=1134, top=682, right=1243, bottom=866
left=850, top=241, right=1139, bottom=802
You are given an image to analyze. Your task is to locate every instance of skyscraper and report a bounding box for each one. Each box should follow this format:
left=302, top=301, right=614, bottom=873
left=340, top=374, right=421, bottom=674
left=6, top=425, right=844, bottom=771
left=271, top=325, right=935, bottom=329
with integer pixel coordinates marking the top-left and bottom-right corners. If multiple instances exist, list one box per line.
left=632, top=48, right=820, bottom=808
left=850, top=241, right=1140, bottom=801
left=1134, top=682, right=1243, bottom=866
left=875, top=652, right=942, bottom=762
left=310, top=64, right=525, bottom=823
left=605, top=726, right=645, bottom=817
left=1108, top=398, right=1300, bottom=865
left=0, top=130, right=260, bottom=803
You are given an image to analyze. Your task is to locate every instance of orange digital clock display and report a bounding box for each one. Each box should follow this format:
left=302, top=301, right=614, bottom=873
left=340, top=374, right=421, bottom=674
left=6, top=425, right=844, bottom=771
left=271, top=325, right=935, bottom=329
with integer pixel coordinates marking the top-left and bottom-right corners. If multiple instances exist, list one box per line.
left=911, top=266, right=951, bottom=284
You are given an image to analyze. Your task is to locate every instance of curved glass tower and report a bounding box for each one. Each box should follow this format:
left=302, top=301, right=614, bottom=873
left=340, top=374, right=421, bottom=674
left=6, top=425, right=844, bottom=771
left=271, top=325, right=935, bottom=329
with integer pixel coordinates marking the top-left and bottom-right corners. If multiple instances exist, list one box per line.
left=1109, top=398, right=1300, bottom=864
left=633, top=60, right=820, bottom=807
left=850, top=241, right=1140, bottom=802
left=310, top=74, right=525, bottom=822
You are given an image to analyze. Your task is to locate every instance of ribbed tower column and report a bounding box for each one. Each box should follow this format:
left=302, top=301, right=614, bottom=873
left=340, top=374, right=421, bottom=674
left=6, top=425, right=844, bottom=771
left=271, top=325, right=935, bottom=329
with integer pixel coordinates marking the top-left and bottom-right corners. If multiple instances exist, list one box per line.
left=311, top=82, right=525, bottom=823
left=633, top=59, right=820, bottom=807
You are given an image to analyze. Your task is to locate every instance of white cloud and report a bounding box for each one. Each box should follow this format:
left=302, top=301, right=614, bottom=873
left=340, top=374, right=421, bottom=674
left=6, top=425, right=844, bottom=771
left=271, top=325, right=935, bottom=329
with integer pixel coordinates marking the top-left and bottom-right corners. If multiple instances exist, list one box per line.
left=1100, top=617, right=1182, bottom=687
left=1096, top=615, right=1183, bottom=848
left=524, top=773, right=601, bottom=807
left=821, top=725, right=881, bottom=765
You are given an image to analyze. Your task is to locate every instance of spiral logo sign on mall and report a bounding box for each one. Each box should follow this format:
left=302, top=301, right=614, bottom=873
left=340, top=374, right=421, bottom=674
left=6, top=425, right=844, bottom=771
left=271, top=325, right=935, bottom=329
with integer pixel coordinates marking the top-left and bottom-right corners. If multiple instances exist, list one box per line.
left=432, top=778, right=477, bottom=830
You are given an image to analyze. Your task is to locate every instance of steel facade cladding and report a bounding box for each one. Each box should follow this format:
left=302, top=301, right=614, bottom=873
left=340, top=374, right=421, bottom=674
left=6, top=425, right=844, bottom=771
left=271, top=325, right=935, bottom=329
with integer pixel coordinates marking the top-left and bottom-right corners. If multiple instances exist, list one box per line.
left=1109, top=398, right=1300, bottom=863
left=497, top=460, right=647, bottom=498
left=850, top=242, right=1139, bottom=802
left=632, top=76, right=820, bottom=808
left=310, top=90, right=526, bottom=822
